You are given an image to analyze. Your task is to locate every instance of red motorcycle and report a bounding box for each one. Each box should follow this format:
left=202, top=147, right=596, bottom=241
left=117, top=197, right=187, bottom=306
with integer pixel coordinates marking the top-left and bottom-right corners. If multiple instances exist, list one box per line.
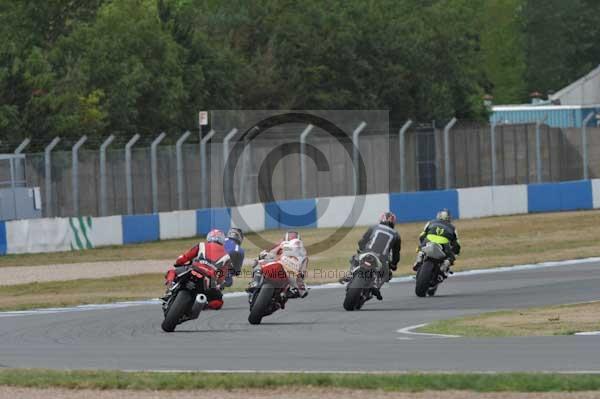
left=161, top=257, right=230, bottom=332
left=248, top=259, right=292, bottom=325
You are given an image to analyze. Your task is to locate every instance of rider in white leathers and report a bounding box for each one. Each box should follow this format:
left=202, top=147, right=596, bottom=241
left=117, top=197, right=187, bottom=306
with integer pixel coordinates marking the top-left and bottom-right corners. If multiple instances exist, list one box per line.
left=247, top=235, right=309, bottom=298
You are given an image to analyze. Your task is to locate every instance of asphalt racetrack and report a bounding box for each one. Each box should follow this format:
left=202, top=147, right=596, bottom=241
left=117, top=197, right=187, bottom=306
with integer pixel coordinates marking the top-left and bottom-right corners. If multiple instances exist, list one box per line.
left=1, top=261, right=599, bottom=372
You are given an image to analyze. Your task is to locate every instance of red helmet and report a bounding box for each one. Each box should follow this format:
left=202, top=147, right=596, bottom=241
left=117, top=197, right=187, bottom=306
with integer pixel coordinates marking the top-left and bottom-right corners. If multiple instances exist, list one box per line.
left=379, top=212, right=397, bottom=228
left=206, top=229, right=225, bottom=245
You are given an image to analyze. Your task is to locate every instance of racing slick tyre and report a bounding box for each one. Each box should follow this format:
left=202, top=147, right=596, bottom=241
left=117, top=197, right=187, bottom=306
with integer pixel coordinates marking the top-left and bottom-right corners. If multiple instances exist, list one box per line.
left=415, top=261, right=435, bottom=297
left=343, top=275, right=369, bottom=311
left=161, top=290, right=193, bottom=332
left=248, top=282, right=274, bottom=325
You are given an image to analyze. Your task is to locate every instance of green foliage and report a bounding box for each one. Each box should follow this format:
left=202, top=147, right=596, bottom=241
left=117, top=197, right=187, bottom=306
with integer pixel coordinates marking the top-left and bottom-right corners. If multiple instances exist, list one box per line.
left=480, top=0, right=527, bottom=104
left=522, top=0, right=600, bottom=96
left=0, top=0, right=598, bottom=147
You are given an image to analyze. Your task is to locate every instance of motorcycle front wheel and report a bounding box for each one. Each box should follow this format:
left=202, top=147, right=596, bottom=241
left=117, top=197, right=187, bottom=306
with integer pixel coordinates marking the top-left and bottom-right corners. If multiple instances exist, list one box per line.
left=161, top=290, right=193, bottom=332
left=248, top=282, right=274, bottom=325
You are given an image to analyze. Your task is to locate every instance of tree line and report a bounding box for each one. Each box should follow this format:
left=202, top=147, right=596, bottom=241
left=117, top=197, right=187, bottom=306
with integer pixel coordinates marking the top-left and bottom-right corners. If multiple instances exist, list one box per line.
left=1, top=0, right=599, bottom=150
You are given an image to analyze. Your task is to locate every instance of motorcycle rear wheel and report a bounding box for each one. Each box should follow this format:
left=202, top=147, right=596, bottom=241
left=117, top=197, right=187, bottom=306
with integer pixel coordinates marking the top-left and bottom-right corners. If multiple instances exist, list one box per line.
left=161, top=290, right=193, bottom=332
left=248, top=282, right=274, bottom=325
left=343, top=275, right=369, bottom=311
left=415, top=261, right=435, bottom=297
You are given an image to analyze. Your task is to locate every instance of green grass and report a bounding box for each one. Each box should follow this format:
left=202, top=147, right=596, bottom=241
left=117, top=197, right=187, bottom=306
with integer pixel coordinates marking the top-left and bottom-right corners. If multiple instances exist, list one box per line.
left=0, top=272, right=256, bottom=311
left=1, top=369, right=600, bottom=392
left=419, top=301, right=600, bottom=337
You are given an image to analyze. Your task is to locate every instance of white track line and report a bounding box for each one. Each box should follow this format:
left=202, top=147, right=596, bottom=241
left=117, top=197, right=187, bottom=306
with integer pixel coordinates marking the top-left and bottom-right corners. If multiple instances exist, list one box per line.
left=574, top=331, right=600, bottom=336
left=2, top=256, right=599, bottom=318
left=396, top=323, right=460, bottom=338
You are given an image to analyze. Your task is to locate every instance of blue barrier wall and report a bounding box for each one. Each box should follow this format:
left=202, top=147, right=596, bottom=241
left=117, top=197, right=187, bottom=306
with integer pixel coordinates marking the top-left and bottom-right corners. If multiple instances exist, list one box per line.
left=265, top=199, right=317, bottom=229
left=3, top=179, right=600, bottom=255
left=390, top=190, right=459, bottom=223
left=559, top=180, right=593, bottom=211
left=528, top=180, right=592, bottom=213
left=0, top=221, right=6, bottom=255
left=122, top=214, right=160, bottom=244
left=197, top=208, right=231, bottom=235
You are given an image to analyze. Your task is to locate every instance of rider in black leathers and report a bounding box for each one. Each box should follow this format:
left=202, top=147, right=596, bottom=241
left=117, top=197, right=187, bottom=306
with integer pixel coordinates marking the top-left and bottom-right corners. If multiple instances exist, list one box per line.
left=341, top=212, right=401, bottom=300
left=413, top=208, right=461, bottom=275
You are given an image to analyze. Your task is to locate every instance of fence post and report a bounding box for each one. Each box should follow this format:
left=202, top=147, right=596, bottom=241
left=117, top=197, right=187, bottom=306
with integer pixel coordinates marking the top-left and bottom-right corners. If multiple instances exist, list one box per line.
left=200, top=129, right=216, bottom=209
left=151, top=132, right=167, bottom=214
left=44, top=137, right=61, bottom=217
left=399, top=120, right=412, bottom=192
left=222, top=128, right=239, bottom=203
left=490, top=122, right=497, bottom=186
left=176, top=130, right=191, bottom=210
left=125, top=134, right=140, bottom=215
left=582, top=113, right=595, bottom=180
left=14, top=138, right=30, bottom=154
left=299, top=124, right=314, bottom=198
left=352, top=121, right=367, bottom=195
left=99, top=135, right=115, bottom=216
left=443, top=117, right=457, bottom=190
left=239, top=139, right=252, bottom=205
left=71, top=135, right=87, bottom=216
left=535, top=116, right=548, bottom=183
left=14, top=138, right=30, bottom=185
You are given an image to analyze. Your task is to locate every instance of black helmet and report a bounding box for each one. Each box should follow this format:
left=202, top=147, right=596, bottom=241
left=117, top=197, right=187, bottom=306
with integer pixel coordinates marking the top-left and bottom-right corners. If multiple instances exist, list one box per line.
left=379, top=212, right=397, bottom=228
left=436, top=208, right=451, bottom=222
left=226, top=227, right=244, bottom=244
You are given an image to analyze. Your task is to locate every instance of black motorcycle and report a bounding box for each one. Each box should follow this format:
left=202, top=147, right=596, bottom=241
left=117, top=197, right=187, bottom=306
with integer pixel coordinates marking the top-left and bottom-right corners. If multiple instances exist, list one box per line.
left=161, top=259, right=229, bottom=332
left=415, top=242, right=450, bottom=297
left=343, top=252, right=383, bottom=311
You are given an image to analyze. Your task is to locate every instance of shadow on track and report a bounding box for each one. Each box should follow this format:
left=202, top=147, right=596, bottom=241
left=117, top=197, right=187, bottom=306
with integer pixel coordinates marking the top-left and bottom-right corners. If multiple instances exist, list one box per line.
left=162, top=328, right=251, bottom=333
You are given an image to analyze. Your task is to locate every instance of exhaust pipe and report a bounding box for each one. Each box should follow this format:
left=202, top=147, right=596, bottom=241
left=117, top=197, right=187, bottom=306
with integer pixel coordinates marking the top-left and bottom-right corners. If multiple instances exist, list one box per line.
left=189, top=294, right=208, bottom=320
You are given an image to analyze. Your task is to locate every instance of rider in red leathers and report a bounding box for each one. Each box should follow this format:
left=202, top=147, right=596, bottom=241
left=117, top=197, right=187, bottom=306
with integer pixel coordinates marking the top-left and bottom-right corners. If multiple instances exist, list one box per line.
left=163, top=229, right=231, bottom=310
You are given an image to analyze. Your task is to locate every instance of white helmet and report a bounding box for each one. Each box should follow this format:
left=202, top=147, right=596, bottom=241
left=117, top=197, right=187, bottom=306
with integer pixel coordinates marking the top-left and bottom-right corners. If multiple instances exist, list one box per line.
left=282, top=238, right=306, bottom=258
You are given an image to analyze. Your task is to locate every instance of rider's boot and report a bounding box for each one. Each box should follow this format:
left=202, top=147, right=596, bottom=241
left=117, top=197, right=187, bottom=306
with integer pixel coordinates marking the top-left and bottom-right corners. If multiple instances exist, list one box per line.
left=440, top=259, right=452, bottom=279
left=370, top=287, right=383, bottom=300
left=371, top=274, right=384, bottom=300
